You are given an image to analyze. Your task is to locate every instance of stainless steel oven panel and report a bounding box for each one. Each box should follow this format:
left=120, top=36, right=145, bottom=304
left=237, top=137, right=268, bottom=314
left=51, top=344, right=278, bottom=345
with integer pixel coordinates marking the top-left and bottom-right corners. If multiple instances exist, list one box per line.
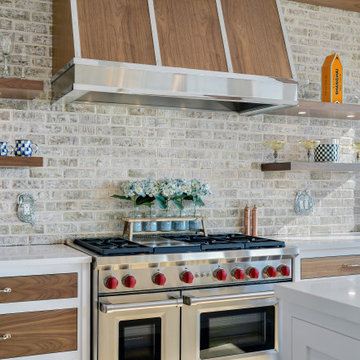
left=98, top=291, right=181, bottom=360
left=181, top=287, right=279, bottom=360
left=98, top=258, right=292, bottom=293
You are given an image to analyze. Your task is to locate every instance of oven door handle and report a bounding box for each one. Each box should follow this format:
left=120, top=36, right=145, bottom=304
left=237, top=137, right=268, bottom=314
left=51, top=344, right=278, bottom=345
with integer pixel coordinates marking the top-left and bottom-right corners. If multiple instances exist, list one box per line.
left=183, top=291, right=275, bottom=306
left=100, top=298, right=183, bottom=313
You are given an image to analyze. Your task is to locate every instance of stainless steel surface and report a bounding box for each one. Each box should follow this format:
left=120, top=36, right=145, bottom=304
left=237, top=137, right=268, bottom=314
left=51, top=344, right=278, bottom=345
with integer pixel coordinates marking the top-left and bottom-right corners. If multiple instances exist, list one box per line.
left=147, top=0, right=162, bottom=66
left=342, top=264, right=360, bottom=268
left=100, top=298, right=183, bottom=313
left=67, top=238, right=297, bottom=360
left=0, top=288, right=11, bottom=293
left=52, top=59, right=298, bottom=115
left=276, top=0, right=297, bottom=79
left=97, top=257, right=292, bottom=294
left=181, top=287, right=279, bottom=360
left=98, top=292, right=181, bottom=360
left=70, top=0, right=81, bottom=58
left=0, top=334, right=11, bottom=341
left=216, top=0, right=233, bottom=73
left=183, top=290, right=274, bottom=305
left=92, top=244, right=299, bottom=269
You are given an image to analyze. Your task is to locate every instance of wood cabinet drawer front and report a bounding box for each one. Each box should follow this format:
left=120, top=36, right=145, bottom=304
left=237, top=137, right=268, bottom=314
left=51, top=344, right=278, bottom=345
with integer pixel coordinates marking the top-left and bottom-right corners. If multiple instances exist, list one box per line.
left=301, top=255, right=360, bottom=279
left=0, top=309, right=77, bottom=359
left=0, top=273, right=77, bottom=303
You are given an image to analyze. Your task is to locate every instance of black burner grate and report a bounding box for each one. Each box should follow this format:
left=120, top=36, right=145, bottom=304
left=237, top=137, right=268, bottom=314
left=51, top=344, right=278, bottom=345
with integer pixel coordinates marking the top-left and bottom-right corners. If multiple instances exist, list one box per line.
left=74, top=238, right=153, bottom=256
left=74, top=233, right=285, bottom=256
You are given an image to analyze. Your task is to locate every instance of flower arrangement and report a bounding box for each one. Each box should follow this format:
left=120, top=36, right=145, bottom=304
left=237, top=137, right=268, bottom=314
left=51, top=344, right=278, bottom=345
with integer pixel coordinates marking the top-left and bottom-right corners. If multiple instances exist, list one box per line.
left=112, top=178, right=211, bottom=217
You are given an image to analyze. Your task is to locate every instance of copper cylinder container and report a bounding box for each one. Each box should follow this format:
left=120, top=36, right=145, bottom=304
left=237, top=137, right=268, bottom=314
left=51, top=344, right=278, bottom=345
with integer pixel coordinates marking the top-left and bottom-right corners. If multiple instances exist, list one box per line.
left=251, top=205, right=258, bottom=237
left=244, top=205, right=250, bottom=235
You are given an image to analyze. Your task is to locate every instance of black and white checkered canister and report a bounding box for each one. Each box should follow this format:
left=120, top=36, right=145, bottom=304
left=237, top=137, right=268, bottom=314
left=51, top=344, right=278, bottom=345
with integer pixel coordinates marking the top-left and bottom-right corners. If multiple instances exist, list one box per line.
left=314, top=144, right=339, bottom=162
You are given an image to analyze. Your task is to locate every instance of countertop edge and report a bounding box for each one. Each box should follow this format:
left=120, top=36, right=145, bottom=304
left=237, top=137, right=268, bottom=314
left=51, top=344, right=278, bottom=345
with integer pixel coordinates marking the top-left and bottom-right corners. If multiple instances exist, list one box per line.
left=0, top=244, right=92, bottom=265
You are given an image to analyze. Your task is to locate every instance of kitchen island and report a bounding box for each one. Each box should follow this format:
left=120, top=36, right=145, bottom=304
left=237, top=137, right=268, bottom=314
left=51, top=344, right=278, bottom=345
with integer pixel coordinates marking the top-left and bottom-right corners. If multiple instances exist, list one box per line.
left=275, top=276, right=360, bottom=360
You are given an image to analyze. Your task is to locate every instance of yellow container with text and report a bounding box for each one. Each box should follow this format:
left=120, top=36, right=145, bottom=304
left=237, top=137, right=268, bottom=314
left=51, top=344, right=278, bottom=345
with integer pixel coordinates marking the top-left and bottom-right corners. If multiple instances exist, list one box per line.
left=322, top=53, right=343, bottom=103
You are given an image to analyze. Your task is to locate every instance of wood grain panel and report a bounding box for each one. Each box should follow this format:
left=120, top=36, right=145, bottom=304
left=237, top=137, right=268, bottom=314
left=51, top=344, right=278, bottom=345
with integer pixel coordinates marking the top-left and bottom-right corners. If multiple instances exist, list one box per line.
left=0, top=157, right=43, bottom=167
left=301, top=256, right=360, bottom=279
left=52, top=0, right=75, bottom=75
left=154, top=0, right=228, bottom=71
left=77, top=0, right=155, bottom=64
left=0, top=309, right=77, bottom=359
left=221, top=0, right=292, bottom=78
left=291, top=0, right=360, bottom=12
left=261, top=162, right=360, bottom=172
left=0, top=273, right=77, bottom=303
left=0, top=78, right=43, bottom=100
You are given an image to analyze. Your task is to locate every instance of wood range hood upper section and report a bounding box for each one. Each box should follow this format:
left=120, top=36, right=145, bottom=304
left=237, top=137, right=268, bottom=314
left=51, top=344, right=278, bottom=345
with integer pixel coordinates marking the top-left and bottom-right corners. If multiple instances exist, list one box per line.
left=52, top=0, right=298, bottom=115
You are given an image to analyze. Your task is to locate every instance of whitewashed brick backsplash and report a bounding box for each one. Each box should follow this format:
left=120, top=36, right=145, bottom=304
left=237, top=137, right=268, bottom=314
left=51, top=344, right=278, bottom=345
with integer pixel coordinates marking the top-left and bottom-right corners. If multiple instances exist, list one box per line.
left=0, top=0, right=360, bottom=245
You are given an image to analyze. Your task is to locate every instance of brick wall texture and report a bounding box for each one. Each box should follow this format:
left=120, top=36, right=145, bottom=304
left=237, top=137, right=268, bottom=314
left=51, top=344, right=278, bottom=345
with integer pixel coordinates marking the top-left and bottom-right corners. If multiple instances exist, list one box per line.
left=0, top=0, right=360, bottom=245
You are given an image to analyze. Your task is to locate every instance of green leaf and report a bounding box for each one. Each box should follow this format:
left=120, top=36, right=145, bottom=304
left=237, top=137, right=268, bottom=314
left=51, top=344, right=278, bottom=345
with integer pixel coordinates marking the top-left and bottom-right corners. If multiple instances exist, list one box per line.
left=111, top=194, right=132, bottom=201
left=183, top=195, right=193, bottom=201
left=172, top=199, right=184, bottom=211
left=141, top=202, right=154, bottom=207
left=194, top=196, right=205, bottom=207
left=136, top=195, right=155, bottom=206
left=155, top=194, right=167, bottom=209
left=173, top=194, right=186, bottom=201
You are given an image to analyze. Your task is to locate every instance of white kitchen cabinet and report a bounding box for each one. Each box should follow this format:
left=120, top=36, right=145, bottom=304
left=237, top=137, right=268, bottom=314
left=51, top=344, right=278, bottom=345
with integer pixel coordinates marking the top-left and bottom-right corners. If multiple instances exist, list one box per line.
left=0, top=245, right=91, bottom=360
left=276, top=276, right=360, bottom=360
left=292, top=318, right=360, bottom=360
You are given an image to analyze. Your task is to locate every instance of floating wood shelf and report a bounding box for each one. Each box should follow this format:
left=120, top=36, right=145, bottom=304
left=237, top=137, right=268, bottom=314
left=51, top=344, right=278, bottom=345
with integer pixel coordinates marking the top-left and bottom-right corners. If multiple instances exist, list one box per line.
left=269, top=100, right=360, bottom=120
left=261, top=162, right=360, bottom=172
left=291, top=0, right=360, bottom=12
left=0, top=78, right=44, bottom=100
left=0, top=157, right=43, bottom=167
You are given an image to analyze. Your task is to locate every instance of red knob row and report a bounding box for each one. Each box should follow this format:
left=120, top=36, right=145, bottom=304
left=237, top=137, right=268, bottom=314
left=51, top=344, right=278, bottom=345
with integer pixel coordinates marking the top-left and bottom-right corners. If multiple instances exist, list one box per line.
left=105, top=265, right=291, bottom=289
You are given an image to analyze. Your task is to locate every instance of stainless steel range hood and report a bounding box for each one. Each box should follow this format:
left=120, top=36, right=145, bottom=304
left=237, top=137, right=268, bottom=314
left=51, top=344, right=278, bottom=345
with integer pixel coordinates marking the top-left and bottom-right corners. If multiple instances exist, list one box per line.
left=52, top=59, right=297, bottom=115
left=52, top=0, right=298, bottom=115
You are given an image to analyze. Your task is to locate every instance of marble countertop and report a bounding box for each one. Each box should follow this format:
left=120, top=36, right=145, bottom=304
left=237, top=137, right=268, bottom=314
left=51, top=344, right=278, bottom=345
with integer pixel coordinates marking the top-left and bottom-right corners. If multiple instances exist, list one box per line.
left=275, top=276, right=360, bottom=323
left=0, top=244, right=91, bottom=265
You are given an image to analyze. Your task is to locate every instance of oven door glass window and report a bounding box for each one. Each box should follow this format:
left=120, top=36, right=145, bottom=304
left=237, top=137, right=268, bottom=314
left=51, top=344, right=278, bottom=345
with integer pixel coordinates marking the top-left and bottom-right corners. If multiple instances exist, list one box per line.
left=200, top=306, right=275, bottom=359
left=119, top=318, right=161, bottom=360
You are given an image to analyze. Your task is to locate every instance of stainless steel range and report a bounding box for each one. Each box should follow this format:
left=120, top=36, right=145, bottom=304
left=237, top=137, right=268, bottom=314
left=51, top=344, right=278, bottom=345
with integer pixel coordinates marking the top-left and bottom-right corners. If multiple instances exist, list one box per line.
left=69, top=233, right=299, bottom=360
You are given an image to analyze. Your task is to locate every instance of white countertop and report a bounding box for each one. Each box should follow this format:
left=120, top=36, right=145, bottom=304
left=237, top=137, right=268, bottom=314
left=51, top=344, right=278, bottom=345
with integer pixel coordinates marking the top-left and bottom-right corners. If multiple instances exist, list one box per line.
left=0, top=244, right=91, bottom=266
left=275, top=276, right=360, bottom=324
left=272, top=232, right=360, bottom=252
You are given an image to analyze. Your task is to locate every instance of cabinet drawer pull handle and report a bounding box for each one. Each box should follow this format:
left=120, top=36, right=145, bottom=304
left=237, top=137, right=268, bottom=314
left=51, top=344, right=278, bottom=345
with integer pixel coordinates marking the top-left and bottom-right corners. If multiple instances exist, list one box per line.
left=0, top=288, right=11, bottom=293
left=342, top=264, right=360, bottom=268
left=0, top=334, right=11, bottom=341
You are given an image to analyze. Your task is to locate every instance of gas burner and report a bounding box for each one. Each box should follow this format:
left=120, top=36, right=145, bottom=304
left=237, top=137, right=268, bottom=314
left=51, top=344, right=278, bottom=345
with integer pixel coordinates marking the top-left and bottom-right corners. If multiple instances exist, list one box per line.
left=74, top=238, right=153, bottom=256
left=165, top=234, right=285, bottom=251
left=74, top=233, right=285, bottom=256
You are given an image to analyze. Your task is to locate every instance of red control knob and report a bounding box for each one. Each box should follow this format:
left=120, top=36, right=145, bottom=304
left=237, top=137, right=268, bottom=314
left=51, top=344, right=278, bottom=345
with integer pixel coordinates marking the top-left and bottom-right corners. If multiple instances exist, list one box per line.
left=278, top=265, right=291, bottom=277
left=232, top=268, right=245, bottom=280
left=247, top=267, right=259, bottom=279
left=214, top=269, right=227, bottom=281
left=105, top=276, right=119, bottom=290
left=263, top=266, right=277, bottom=278
left=123, top=275, right=136, bottom=288
left=181, top=271, right=194, bottom=284
left=153, top=273, right=166, bottom=286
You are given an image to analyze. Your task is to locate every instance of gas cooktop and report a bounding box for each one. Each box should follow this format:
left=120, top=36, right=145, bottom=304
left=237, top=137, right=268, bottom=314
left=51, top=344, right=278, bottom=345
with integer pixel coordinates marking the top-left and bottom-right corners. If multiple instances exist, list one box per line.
left=74, top=233, right=285, bottom=256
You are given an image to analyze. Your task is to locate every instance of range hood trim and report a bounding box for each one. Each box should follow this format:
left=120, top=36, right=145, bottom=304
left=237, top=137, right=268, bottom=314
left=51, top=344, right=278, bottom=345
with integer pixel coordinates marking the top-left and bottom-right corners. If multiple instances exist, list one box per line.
left=52, top=60, right=298, bottom=116
left=52, top=58, right=297, bottom=84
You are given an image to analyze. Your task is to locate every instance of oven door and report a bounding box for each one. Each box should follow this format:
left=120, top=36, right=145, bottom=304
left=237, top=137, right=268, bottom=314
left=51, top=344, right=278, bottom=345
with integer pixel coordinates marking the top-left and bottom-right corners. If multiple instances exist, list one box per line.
left=98, top=292, right=182, bottom=360
left=182, top=287, right=278, bottom=360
